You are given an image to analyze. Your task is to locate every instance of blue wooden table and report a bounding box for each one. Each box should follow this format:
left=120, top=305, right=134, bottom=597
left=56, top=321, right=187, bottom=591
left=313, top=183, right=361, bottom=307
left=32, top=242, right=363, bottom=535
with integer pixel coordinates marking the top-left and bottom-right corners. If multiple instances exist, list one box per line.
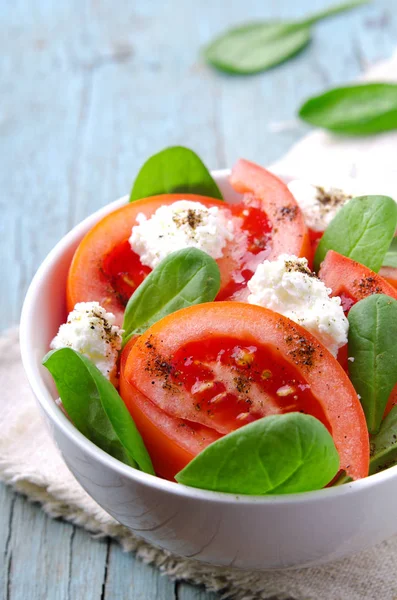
left=1, top=1, right=396, bottom=598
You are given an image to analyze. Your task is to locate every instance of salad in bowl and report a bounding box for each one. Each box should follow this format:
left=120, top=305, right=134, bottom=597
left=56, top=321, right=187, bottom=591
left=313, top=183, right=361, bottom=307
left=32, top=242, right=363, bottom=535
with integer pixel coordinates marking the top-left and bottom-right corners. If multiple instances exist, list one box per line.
left=20, top=146, right=397, bottom=569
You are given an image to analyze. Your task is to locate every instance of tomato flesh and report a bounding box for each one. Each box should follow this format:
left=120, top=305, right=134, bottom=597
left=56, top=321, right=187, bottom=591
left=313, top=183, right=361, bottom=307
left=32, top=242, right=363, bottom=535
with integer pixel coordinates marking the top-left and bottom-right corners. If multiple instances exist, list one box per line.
left=170, top=337, right=329, bottom=434
left=233, top=203, right=272, bottom=256
left=338, top=291, right=356, bottom=315
left=102, top=241, right=151, bottom=306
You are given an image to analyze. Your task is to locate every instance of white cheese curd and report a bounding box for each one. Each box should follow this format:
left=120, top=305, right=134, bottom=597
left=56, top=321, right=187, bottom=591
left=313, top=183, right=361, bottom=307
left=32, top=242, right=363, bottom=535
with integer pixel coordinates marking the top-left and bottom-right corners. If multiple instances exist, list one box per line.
left=247, top=254, right=348, bottom=356
left=50, top=302, right=123, bottom=379
left=287, top=179, right=351, bottom=232
left=129, top=200, right=235, bottom=269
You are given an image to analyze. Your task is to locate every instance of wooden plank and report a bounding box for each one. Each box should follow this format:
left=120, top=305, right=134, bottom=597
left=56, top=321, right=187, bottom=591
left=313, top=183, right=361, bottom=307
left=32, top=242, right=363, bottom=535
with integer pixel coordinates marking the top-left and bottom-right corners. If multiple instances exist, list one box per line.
left=0, top=0, right=85, bottom=330
left=1, top=483, right=110, bottom=600
left=6, top=492, right=72, bottom=600
left=103, top=541, right=176, bottom=600
left=68, top=529, right=109, bottom=600
left=0, top=484, right=15, bottom=600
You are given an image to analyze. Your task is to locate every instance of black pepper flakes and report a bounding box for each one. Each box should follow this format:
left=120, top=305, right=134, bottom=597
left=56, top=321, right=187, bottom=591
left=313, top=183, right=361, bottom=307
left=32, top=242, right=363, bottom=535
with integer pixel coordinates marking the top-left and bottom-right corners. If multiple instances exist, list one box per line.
left=278, top=205, right=298, bottom=222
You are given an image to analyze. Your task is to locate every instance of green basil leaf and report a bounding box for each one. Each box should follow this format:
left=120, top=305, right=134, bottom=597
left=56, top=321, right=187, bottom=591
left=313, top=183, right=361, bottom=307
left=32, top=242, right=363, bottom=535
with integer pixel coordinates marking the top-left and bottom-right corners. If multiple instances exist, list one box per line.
left=299, top=83, right=397, bottom=135
left=369, top=405, right=397, bottom=475
left=176, top=413, right=339, bottom=495
left=314, top=195, right=397, bottom=272
left=43, top=348, right=154, bottom=474
left=348, top=294, right=397, bottom=435
left=123, top=248, right=221, bottom=344
left=204, top=0, right=367, bottom=75
left=383, top=237, right=397, bottom=268
left=130, top=146, right=222, bottom=202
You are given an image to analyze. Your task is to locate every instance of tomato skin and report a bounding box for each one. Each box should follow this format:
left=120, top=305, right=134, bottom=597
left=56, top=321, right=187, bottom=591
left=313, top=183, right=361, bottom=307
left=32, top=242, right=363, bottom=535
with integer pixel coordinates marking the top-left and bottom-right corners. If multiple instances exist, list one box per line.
left=67, top=194, right=239, bottom=325
left=319, top=251, right=397, bottom=305
left=230, top=160, right=312, bottom=263
left=121, top=302, right=369, bottom=481
left=120, top=339, right=220, bottom=480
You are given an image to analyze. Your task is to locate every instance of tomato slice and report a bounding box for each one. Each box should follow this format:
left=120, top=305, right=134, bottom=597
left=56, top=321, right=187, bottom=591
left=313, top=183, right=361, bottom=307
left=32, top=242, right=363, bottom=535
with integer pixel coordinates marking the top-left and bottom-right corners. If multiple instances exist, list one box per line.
left=120, top=339, right=221, bottom=480
left=230, top=160, right=311, bottom=264
left=67, top=194, right=240, bottom=325
left=120, top=302, right=369, bottom=482
left=319, top=250, right=397, bottom=308
left=319, top=250, right=397, bottom=421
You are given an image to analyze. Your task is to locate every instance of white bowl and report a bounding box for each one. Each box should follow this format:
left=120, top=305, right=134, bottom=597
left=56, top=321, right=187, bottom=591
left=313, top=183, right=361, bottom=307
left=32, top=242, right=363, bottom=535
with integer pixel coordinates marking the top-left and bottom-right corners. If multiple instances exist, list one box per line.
left=20, top=170, right=397, bottom=570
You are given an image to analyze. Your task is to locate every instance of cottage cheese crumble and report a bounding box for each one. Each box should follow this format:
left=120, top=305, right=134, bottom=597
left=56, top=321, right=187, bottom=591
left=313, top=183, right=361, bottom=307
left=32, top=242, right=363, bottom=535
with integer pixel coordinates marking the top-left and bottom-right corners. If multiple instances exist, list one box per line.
left=247, top=254, right=348, bottom=356
left=129, top=200, right=235, bottom=269
left=287, top=179, right=352, bottom=232
left=50, top=302, right=123, bottom=378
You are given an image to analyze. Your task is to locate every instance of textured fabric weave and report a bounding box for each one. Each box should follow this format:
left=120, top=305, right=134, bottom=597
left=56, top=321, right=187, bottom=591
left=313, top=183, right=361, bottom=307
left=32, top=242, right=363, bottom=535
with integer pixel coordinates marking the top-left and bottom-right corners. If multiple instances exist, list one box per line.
left=1, top=50, right=397, bottom=600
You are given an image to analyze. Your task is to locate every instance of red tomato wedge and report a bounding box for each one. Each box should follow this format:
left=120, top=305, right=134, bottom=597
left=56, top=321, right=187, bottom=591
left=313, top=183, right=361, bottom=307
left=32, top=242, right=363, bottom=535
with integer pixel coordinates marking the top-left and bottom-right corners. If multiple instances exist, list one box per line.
left=120, top=302, right=369, bottom=482
left=319, top=250, right=397, bottom=420
left=230, top=159, right=311, bottom=263
left=319, top=250, right=397, bottom=312
left=67, top=194, right=239, bottom=325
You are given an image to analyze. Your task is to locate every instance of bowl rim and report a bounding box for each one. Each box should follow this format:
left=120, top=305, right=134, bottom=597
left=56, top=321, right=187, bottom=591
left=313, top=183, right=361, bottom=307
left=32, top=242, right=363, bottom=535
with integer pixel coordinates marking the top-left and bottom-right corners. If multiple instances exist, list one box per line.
left=20, top=167, right=397, bottom=506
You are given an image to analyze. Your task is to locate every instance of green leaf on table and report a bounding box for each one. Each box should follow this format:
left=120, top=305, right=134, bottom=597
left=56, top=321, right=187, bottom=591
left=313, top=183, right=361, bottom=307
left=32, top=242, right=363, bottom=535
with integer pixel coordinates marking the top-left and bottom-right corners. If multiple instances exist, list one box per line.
left=348, top=294, right=397, bottom=435
left=299, top=83, right=397, bottom=135
left=204, top=0, right=367, bottom=75
left=314, top=195, right=397, bottom=272
left=369, top=405, right=397, bottom=475
left=383, top=237, right=397, bottom=269
left=176, top=413, right=339, bottom=495
left=204, top=23, right=311, bottom=75
left=122, top=248, right=221, bottom=344
left=130, top=146, right=222, bottom=202
left=43, top=348, right=155, bottom=474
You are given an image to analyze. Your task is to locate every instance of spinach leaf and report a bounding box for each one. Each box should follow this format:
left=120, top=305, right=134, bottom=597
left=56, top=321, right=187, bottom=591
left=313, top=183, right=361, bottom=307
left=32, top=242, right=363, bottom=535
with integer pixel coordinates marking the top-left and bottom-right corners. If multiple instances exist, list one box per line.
left=369, top=405, right=397, bottom=475
left=299, top=83, right=397, bottom=135
left=204, top=1, right=367, bottom=75
left=176, top=413, right=339, bottom=495
left=348, top=295, right=397, bottom=435
left=314, top=195, right=397, bottom=272
left=130, top=146, right=222, bottom=202
left=123, top=248, right=220, bottom=344
left=204, top=23, right=311, bottom=75
left=43, top=348, right=154, bottom=474
left=383, top=237, right=397, bottom=269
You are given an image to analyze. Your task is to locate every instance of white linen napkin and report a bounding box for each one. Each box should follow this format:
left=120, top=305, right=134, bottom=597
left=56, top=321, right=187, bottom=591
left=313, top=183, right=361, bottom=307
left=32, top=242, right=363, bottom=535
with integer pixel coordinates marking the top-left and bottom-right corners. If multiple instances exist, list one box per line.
left=1, top=50, right=397, bottom=600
